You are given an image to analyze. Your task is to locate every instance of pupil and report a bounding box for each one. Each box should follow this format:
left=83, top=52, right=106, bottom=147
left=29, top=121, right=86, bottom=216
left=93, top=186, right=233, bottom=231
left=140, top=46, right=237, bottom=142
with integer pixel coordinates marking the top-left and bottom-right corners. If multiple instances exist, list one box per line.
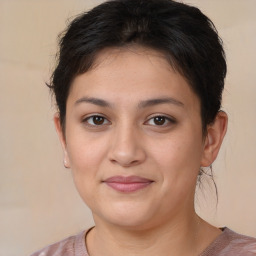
left=93, top=116, right=104, bottom=125
left=154, top=116, right=165, bottom=125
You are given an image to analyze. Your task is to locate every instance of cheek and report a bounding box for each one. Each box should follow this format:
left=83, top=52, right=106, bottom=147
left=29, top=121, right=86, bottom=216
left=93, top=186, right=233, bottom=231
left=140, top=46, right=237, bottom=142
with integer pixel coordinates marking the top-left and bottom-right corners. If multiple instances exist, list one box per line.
left=149, top=131, right=203, bottom=186
left=152, top=133, right=203, bottom=168
left=66, top=132, right=109, bottom=185
left=66, top=124, right=105, bottom=163
left=150, top=135, right=202, bottom=207
left=66, top=137, right=107, bottom=206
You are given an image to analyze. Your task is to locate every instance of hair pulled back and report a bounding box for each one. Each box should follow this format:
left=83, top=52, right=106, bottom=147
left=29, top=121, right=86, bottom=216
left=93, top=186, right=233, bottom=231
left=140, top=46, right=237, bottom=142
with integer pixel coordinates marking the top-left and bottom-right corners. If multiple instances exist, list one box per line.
left=49, top=0, right=226, bottom=132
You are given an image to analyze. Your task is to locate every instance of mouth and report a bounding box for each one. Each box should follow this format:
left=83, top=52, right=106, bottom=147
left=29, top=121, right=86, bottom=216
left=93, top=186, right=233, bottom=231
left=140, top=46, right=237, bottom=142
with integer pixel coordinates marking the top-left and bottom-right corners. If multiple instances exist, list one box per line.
left=103, top=175, right=154, bottom=193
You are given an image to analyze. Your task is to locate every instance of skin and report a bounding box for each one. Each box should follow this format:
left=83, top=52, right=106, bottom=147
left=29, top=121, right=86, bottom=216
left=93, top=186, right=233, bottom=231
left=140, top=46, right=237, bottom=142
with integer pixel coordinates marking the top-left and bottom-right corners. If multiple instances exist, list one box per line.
left=54, top=47, right=228, bottom=256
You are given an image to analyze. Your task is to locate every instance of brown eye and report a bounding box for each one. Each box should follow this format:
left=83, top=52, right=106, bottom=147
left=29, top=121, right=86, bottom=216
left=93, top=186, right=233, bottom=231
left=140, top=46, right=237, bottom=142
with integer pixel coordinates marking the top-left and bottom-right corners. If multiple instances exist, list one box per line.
left=153, top=116, right=166, bottom=125
left=146, top=115, right=176, bottom=127
left=92, top=116, right=105, bottom=125
left=84, top=115, right=109, bottom=126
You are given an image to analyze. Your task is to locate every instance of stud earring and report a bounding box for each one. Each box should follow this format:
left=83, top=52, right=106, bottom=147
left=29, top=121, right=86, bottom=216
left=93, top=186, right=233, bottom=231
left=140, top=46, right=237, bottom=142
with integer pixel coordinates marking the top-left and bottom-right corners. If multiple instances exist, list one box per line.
left=63, top=159, right=69, bottom=168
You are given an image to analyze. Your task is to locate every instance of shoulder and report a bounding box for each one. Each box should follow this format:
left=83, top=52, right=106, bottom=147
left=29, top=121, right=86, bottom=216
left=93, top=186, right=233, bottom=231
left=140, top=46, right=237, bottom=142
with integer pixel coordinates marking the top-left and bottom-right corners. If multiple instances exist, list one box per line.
left=223, top=228, right=256, bottom=254
left=201, top=227, right=256, bottom=256
left=30, top=230, right=89, bottom=256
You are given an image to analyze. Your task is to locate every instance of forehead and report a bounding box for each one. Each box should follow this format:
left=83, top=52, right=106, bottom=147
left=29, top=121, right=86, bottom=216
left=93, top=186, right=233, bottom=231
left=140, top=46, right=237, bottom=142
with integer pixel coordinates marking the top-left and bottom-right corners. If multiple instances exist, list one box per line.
left=67, top=46, right=200, bottom=111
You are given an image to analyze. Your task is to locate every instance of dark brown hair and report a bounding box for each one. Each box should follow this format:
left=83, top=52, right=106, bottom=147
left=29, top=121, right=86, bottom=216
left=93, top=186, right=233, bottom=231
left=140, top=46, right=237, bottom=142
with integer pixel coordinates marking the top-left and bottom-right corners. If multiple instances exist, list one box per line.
left=49, top=0, right=226, bottom=134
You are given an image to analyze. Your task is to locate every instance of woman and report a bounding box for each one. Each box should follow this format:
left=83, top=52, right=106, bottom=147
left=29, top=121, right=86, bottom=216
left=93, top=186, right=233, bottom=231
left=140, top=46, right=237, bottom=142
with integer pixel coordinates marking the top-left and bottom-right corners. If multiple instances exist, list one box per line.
left=31, top=0, right=256, bottom=255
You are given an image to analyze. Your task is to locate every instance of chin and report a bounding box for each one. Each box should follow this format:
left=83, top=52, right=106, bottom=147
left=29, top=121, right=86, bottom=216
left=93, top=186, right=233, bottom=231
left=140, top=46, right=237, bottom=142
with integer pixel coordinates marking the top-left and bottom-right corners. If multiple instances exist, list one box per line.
left=93, top=202, right=160, bottom=230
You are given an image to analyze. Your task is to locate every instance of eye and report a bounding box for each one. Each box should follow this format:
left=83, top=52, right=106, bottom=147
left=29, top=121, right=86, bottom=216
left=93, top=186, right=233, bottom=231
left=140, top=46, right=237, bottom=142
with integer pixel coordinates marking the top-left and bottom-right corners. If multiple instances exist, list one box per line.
left=146, top=115, right=175, bottom=126
left=83, top=115, right=110, bottom=126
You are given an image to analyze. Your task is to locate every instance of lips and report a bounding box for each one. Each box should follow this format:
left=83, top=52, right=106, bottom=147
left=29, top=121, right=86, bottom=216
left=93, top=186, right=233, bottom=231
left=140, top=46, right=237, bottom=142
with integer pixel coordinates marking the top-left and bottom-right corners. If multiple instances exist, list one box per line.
left=103, top=175, right=153, bottom=193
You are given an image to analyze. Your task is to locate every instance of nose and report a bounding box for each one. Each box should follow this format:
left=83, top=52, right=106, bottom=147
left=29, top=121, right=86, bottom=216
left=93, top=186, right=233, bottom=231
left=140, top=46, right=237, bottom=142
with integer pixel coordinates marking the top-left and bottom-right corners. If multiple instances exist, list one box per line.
left=108, top=124, right=146, bottom=167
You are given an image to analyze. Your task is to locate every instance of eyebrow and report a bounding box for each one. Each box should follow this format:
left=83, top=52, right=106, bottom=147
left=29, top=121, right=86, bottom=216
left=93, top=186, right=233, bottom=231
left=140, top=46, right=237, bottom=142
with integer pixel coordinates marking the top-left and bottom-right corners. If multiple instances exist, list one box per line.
left=75, top=96, right=184, bottom=108
left=75, top=97, right=111, bottom=107
left=138, top=97, right=184, bottom=108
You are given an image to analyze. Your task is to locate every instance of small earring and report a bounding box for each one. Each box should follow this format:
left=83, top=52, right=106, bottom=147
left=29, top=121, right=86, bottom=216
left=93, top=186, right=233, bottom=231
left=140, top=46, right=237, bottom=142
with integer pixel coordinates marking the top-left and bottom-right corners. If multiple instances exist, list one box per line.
left=63, top=159, right=69, bottom=168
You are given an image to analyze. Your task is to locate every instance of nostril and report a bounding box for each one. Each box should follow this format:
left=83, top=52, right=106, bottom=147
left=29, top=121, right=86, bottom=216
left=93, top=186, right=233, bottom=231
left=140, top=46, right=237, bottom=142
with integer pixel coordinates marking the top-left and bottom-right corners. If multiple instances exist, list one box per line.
left=110, top=158, right=139, bottom=167
left=108, top=130, right=146, bottom=166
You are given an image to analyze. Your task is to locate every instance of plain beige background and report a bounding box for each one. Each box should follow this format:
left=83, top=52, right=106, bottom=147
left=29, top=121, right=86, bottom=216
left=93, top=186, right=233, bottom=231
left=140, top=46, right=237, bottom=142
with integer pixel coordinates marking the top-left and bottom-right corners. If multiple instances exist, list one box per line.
left=1, top=0, right=256, bottom=255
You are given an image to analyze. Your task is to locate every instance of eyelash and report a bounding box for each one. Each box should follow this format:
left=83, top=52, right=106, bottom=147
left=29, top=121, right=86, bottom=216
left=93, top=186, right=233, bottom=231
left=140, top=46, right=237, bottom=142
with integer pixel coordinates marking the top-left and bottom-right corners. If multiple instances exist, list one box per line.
left=145, top=115, right=176, bottom=126
left=82, top=115, right=110, bottom=127
left=82, top=114, right=176, bottom=128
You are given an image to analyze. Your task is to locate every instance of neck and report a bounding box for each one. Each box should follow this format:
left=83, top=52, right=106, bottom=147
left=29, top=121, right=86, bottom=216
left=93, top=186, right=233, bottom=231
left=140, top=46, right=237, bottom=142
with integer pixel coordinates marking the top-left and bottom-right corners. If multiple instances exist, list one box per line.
left=86, top=212, right=203, bottom=256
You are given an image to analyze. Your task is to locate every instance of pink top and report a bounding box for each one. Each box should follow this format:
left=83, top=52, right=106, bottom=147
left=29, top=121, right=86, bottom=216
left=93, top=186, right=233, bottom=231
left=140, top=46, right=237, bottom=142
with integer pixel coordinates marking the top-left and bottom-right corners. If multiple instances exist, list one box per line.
left=31, top=227, right=256, bottom=256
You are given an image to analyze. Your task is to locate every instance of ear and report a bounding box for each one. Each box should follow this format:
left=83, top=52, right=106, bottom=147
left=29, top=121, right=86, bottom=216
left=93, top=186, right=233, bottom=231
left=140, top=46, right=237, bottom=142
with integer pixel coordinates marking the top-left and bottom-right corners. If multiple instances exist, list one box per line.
left=53, top=112, right=71, bottom=168
left=201, top=111, right=228, bottom=167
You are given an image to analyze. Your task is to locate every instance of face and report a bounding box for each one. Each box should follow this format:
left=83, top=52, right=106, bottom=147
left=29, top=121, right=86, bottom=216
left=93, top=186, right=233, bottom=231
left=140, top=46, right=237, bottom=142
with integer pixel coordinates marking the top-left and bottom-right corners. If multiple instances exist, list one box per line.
left=55, top=47, right=217, bottom=230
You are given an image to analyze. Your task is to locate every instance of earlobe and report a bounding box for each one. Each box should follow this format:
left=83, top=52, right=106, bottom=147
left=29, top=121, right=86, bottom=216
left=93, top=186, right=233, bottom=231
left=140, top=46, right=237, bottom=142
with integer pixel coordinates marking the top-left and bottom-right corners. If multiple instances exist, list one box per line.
left=53, top=113, right=71, bottom=168
left=201, top=111, right=228, bottom=167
